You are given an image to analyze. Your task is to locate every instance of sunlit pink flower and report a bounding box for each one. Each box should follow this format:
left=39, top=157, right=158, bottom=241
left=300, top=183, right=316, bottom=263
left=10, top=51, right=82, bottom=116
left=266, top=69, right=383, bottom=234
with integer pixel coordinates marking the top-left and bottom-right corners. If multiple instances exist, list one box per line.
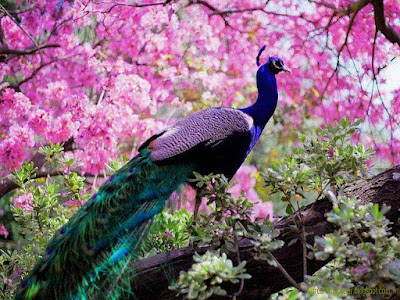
left=13, top=193, right=34, bottom=213
left=0, top=224, right=9, bottom=238
left=252, top=201, right=274, bottom=222
left=229, top=165, right=274, bottom=221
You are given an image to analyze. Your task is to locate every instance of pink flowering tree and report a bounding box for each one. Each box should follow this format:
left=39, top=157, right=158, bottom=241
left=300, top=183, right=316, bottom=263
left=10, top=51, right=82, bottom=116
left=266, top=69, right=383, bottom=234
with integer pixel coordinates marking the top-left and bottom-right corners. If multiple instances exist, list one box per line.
left=0, top=0, right=398, bottom=219
left=0, top=0, right=399, bottom=177
left=0, top=0, right=399, bottom=297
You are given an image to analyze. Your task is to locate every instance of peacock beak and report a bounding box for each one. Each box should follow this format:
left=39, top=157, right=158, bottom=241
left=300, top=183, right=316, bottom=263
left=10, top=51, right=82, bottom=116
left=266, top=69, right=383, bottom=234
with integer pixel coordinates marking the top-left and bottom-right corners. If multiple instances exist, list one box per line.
left=282, top=65, right=291, bottom=73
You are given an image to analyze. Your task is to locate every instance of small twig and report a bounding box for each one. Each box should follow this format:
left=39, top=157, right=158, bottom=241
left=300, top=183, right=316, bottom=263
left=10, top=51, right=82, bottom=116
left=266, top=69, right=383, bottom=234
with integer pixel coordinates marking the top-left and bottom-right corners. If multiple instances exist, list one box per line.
left=319, top=5, right=361, bottom=100
left=353, top=228, right=365, bottom=243
left=0, top=43, right=60, bottom=56
left=95, top=0, right=167, bottom=13
left=10, top=60, right=55, bottom=89
left=0, top=5, right=35, bottom=15
left=299, top=178, right=332, bottom=282
left=303, top=179, right=332, bottom=221
left=233, top=236, right=245, bottom=298
left=210, top=7, right=264, bottom=16
left=270, top=253, right=306, bottom=292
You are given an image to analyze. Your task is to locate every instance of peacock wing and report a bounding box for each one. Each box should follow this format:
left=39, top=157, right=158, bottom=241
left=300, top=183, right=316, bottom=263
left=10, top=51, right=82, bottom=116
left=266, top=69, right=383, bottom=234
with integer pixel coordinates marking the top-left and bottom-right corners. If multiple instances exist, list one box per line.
left=140, top=108, right=254, bottom=162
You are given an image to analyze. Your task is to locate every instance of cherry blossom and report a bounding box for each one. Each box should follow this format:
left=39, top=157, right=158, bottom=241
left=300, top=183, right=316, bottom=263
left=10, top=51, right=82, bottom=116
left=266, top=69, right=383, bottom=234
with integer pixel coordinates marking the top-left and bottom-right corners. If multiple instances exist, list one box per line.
left=0, top=0, right=399, bottom=200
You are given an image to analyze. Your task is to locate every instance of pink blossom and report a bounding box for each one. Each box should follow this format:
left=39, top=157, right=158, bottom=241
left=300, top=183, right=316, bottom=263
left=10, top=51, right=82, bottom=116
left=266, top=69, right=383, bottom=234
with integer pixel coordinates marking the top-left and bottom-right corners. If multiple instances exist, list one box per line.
left=252, top=201, right=274, bottom=222
left=13, top=193, right=34, bottom=213
left=229, top=166, right=258, bottom=197
left=229, top=165, right=274, bottom=221
left=170, top=186, right=212, bottom=214
left=0, top=138, right=29, bottom=170
left=0, top=124, right=35, bottom=170
left=0, top=224, right=9, bottom=238
left=171, top=186, right=195, bottom=212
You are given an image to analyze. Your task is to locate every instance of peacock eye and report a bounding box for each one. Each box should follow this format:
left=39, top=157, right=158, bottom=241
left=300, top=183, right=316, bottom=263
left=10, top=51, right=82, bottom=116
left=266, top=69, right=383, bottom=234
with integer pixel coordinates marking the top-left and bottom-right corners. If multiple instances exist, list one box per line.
left=272, top=60, right=282, bottom=69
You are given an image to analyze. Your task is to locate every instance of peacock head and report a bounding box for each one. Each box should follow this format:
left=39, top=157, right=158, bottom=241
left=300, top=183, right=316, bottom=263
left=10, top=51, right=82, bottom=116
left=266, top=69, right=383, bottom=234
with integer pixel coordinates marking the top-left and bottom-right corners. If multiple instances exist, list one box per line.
left=255, top=45, right=290, bottom=92
left=266, top=56, right=291, bottom=74
left=256, top=45, right=291, bottom=75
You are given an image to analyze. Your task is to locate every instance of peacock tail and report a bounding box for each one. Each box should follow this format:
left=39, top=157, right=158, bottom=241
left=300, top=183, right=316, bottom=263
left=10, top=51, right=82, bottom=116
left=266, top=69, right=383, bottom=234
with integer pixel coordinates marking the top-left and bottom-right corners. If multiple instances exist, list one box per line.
left=16, top=149, right=194, bottom=300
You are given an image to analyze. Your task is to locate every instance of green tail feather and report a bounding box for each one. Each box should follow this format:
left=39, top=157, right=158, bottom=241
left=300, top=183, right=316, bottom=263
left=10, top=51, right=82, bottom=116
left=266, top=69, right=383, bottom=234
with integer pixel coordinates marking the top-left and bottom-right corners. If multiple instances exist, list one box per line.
left=16, top=149, right=194, bottom=300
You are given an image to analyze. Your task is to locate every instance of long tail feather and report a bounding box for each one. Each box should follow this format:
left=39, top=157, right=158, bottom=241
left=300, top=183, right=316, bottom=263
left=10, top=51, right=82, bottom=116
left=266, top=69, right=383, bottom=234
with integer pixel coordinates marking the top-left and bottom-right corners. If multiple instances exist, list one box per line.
left=16, top=149, right=194, bottom=300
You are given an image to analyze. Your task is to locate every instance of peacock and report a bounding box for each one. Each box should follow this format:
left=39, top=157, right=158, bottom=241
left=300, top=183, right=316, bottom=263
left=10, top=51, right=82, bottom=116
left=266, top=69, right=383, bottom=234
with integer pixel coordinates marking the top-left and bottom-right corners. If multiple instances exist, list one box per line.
left=16, top=46, right=290, bottom=300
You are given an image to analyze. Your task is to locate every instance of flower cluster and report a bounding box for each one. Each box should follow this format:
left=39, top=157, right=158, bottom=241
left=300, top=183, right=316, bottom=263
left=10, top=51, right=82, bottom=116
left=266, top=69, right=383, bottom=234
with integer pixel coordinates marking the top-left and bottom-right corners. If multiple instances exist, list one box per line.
left=0, top=0, right=399, bottom=178
left=13, top=193, right=34, bottom=213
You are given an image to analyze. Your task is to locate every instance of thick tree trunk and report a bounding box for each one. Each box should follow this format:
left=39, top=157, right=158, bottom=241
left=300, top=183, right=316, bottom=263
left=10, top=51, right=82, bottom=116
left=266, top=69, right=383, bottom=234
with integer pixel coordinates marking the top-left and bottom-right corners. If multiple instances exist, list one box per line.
left=130, top=165, right=400, bottom=299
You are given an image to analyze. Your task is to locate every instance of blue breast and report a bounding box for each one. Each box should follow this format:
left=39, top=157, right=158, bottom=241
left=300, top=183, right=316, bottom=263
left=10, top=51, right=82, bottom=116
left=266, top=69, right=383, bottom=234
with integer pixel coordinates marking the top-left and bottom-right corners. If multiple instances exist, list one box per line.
left=246, top=125, right=262, bottom=156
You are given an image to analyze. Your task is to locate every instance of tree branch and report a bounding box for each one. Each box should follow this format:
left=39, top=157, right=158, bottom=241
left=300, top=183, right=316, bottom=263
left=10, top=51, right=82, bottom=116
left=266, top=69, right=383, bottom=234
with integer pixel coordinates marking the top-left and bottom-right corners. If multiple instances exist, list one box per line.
left=371, top=0, right=400, bottom=47
left=0, top=44, right=60, bottom=56
left=0, top=44, right=60, bottom=62
left=129, top=165, right=400, bottom=299
left=310, top=0, right=370, bottom=16
left=9, top=59, right=56, bottom=89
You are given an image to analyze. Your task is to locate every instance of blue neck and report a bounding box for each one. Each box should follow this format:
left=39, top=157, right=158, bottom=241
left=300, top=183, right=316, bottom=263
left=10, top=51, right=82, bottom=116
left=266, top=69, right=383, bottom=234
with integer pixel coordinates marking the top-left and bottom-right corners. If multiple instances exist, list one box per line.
left=240, top=67, right=278, bottom=129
